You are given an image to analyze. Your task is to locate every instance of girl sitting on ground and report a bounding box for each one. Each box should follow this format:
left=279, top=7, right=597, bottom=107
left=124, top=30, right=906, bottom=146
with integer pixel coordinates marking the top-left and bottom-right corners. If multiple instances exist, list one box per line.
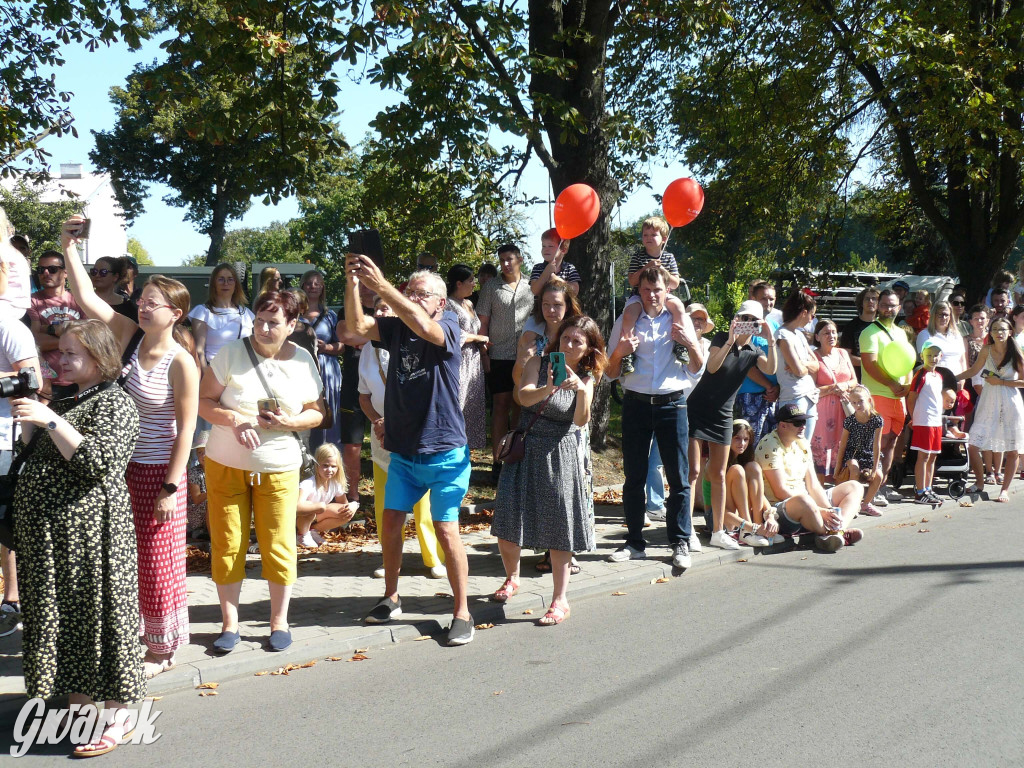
left=700, top=420, right=776, bottom=547
left=187, top=444, right=209, bottom=540
left=834, top=385, right=885, bottom=516
left=296, top=442, right=360, bottom=548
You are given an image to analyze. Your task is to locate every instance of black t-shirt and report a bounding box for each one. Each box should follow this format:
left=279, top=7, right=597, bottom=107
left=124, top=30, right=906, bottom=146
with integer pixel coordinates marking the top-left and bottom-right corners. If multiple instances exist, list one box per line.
left=376, top=313, right=466, bottom=454
left=841, top=316, right=873, bottom=357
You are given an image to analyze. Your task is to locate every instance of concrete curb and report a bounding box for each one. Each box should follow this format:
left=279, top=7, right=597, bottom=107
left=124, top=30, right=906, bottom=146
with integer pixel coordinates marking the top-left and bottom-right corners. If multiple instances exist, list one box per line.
left=0, top=484, right=987, bottom=720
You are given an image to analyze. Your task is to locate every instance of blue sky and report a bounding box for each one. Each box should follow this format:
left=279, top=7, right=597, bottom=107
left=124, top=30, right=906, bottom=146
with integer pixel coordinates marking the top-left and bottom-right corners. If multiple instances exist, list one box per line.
left=35, top=36, right=690, bottom=268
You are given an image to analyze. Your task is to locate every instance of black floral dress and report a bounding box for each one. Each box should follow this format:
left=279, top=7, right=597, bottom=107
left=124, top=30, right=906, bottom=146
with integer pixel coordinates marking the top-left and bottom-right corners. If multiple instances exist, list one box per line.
left=14, top=383, right=145, bottom=703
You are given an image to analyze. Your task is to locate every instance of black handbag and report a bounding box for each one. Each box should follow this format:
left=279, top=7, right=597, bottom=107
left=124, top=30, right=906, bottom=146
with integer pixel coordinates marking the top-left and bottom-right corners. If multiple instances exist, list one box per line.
left=0, top=430, right=43, bottom=551
left=243, top=338, right=317, bottom=480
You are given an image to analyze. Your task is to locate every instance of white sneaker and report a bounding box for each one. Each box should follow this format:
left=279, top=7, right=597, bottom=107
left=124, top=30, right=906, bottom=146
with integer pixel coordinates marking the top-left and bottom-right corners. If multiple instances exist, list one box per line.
left=310, top=530, right=326, bottom=545
left=709, top=529, right=741, bottom=550
left=607, top=544, right=646, bottom=562
left=688, top=532, right=702, bottom=553
left=372, top=565, right=386, bottom=579
left=428, top=565, right=447, bottom=579
left=647, top=507, right=667, bottom=522
left=884, top=486, right=903, bottom=503
left=297, top=531, right=318, bottom=548
left=872, top=494, right=889, bottom=508
left=742, top=531, right=771, bottom=547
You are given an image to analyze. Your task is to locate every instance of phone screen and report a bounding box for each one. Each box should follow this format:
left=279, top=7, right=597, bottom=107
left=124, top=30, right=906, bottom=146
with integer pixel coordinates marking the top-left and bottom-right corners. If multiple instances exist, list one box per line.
left=347, top=229, right=385, bottom=270
left=550, top=352, right=567, bottom=385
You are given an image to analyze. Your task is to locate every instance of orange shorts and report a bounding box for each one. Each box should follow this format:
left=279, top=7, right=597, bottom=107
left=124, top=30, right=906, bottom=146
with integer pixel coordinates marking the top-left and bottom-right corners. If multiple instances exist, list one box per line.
left=874, top=395, right=907, bottom=436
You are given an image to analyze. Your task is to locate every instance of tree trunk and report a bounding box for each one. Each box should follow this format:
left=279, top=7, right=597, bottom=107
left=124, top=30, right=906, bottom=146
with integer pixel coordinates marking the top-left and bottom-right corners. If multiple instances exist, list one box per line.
left=205, top=185, right=230, bottom=266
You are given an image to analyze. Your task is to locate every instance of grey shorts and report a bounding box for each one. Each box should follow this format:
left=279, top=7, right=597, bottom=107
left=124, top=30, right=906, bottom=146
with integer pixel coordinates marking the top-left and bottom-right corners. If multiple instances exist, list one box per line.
left=775, top=488, right=834, bottom=535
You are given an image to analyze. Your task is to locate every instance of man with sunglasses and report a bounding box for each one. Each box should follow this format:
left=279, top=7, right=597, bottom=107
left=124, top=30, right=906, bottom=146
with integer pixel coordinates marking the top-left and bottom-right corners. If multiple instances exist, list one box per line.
left=27, top=251, right=83, bottom=398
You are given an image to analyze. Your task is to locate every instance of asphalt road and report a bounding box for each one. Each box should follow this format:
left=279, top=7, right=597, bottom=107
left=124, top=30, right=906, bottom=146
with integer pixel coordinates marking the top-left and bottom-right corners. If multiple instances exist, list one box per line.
left=3, top=500, right=1023, bottom=766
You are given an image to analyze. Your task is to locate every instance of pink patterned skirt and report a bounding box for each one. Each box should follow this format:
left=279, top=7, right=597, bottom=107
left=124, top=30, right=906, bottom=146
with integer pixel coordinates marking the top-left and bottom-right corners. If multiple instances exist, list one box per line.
left=127, top=462, right=189, bottom=655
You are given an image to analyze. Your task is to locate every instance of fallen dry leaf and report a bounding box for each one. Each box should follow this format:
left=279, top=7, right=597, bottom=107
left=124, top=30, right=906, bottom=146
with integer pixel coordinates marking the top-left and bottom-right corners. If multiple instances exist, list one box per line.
left=434, top=592, right=452, bottom=598
left=493, top=690, right=504, bottom=695
left=197, top=682, right=219, bottom=690
left=945, top=514, right=952, bottom=518
left=800, top=557, right=808, bottom=560
left=198, top=691, right=218, bottom=697
left=146, top=696, right=163, bottom=702
left=348, top=653, right=370, bottom=662
left=414, top=635, right=432, bottom=642
left=921, top=518, right=929, bottom=523
left=612, top=591, right=627, bottom=596
left=918, top=528, right=931, bottom=533
left=355, top=648, right=368, bottom=654
left=326, top=656, right=346, bottom=661
left=737, top=558, right=748, bottom=563
left=522, top=609, right=534, bottom=615
left=651, top=577, right=670, bottom=584
left=254, top=671, right=270, bottom=677
left=475, top=623, right=495, bottom=630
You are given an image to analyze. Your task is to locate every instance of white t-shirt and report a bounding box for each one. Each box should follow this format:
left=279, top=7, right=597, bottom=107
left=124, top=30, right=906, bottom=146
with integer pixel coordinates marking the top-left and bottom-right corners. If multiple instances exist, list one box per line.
left=0, top=319, right=37, bottom=444
left=299, top=475, right=346, bottom=504
left=357, top=345, right=390, bottom=470
left=205, top=340, right=323, bottom=473
left=0, top=246, right=31, bottom=321
left=915, top=329, right=966, bottom=376
left=189, top=304, right=255, bottom=363
left=774, top=326, right=817, bottom=401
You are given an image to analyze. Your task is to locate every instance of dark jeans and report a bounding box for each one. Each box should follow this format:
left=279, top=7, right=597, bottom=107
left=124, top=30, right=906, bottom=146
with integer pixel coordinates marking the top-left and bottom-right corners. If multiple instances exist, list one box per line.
left=622, top=393, right=691, bottom=550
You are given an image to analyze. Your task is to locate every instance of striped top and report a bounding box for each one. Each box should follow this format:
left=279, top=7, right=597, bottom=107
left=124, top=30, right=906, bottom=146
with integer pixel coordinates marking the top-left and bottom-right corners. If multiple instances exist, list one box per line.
left=122, top=343, right=183, bottom=464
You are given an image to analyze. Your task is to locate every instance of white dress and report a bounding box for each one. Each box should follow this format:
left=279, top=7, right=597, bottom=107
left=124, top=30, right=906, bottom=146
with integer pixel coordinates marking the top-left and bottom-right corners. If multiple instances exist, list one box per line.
left=968, top=355, right=1024, bottom=452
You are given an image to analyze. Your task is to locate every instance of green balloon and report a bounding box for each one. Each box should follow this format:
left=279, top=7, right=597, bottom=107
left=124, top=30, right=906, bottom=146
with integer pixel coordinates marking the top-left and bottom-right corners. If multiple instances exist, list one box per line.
left=880, top=340, right=916, bottom=378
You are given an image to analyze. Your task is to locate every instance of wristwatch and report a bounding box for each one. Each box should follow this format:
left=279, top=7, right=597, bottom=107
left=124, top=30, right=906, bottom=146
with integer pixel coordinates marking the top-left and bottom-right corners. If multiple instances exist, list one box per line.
left=162, top=482, right=178, bottom=494
left=46, top=420, right=57, bottom=431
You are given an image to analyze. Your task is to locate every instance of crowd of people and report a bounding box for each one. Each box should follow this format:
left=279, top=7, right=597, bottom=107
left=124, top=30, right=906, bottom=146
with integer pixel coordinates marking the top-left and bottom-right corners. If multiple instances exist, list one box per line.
left=0, top=207, right=1022, bottom=757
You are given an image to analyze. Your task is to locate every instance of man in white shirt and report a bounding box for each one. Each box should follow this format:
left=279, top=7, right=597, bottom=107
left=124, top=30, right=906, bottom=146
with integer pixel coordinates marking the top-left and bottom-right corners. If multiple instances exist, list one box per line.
left=605, top=266, right=704, bottom=570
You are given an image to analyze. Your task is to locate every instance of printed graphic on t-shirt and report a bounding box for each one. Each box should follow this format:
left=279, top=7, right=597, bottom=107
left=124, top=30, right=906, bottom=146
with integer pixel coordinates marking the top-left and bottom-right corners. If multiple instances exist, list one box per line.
left=395, top=341, right=427, bottom=384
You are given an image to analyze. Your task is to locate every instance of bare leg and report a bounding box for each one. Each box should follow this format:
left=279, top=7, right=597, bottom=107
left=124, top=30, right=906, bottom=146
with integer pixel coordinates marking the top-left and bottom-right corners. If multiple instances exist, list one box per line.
left=706, top=442, right=731, bottom=532
left=726, top=464, right=750, bottom=522
left=380, top=508, right=406, bottom=599
left=217, top=581, right=243, bottom=633
left=492, top=391, right=513, bottom=462
left=0, top=546, right=16, bottom=603
left=969, top=445, right=985, bottom=488
left=998, top=451, right=1018, bottom=500
left=496, top=538, right=522, bottom=582
left=745, top=462, right=770, bottom=524
left=433, top=521, right=471, bottom=621
left=268, top=581, right=292, bottom=631
left=688, top=438, right=702, bottom=515
left=549, top=549, right=572, bottom=608
left=341, top=443, right=362, bottom=505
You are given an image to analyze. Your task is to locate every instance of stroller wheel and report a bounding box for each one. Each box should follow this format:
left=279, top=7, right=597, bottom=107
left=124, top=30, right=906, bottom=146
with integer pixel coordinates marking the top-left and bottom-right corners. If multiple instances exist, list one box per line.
left=948, top=479, right=967, bottom=500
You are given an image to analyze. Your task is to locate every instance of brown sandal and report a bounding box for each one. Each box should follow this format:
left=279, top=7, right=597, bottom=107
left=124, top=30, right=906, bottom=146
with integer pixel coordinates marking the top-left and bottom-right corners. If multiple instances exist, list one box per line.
left=491, top=577, right=519, bottom=602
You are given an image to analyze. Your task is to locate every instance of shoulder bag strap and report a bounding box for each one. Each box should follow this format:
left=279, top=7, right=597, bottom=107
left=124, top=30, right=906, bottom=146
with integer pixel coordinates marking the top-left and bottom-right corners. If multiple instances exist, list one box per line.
left=115, top=328, right=146, bottom=388
left=244, top=337, right=307, bottom=452
left=872, top=320, right=894, bottom=341
left=8, top=428, right=44, bottom=479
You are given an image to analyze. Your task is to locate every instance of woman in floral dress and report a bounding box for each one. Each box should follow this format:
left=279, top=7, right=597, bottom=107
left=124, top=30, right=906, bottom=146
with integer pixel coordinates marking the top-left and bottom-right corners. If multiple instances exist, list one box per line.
left=445, top=264, right=488, bottom=449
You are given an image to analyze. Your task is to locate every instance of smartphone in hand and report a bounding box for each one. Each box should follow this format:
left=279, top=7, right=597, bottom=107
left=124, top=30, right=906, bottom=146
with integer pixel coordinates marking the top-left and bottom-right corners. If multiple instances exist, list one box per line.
left=550, top=352, right=567, bottom=385
left=734, top=320, right=760, bottom=336
left=257, top=397, right=280, bottom=413
left=76, top=219, right=91, bottom=239
left=347, top=229, right=385, bottom=270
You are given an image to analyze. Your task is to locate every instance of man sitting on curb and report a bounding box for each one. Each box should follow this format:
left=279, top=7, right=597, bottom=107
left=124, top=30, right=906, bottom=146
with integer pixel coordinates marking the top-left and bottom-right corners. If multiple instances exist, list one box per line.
left=755, top=404, right=865, bottom=551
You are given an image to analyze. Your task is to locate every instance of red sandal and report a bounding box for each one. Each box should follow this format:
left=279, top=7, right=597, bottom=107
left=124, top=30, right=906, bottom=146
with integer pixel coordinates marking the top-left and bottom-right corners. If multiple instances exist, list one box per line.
left=491, top=577, right=519, bottom=602
left=537, top=603, right=570, bottom=626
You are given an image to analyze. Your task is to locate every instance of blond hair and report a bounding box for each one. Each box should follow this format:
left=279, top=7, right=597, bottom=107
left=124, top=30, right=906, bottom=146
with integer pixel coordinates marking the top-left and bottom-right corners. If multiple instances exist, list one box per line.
left=641, top=216, right=669, bottom=239
left=313, top=442, right=346, bottom=493
left=848, top=385, right=878, bottom=418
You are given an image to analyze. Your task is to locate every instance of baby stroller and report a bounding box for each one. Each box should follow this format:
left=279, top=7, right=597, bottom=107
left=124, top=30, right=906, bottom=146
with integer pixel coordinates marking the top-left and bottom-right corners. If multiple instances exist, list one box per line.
left=896, top=415, right=970, bottom=499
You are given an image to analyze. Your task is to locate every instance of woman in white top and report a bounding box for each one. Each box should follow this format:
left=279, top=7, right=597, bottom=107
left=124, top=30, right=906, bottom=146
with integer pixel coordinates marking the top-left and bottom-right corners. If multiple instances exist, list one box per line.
left=916, top=300, right=967, bottom=380
left=198, top=290, right=324, bottom=654
left=189, top=263, right=255, bottom=369
left=775, top=290, right=820, bottom=440
left=61, top=217, right=198, bottom=680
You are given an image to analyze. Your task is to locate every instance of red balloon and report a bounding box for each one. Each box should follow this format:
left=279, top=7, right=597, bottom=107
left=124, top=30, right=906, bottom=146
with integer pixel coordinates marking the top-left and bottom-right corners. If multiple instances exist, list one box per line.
left=662, top=178, right=704, bottom=227
left=553, top=183, right=601, bottom=239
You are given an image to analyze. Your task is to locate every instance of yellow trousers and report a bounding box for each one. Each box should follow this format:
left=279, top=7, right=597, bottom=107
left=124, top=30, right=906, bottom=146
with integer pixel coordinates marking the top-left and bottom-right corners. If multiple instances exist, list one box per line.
left=373, top=462, right=444, bottom=568
left=206, top=458, right=300, bottom=586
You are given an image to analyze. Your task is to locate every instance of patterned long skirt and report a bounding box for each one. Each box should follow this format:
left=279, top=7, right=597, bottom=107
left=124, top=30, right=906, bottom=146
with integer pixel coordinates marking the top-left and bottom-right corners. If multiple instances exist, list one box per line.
left=127, top=462, right=190, bottom=655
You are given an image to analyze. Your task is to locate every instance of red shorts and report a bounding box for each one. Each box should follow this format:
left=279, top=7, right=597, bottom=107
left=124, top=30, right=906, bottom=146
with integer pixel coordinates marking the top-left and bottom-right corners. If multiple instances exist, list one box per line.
left=911, top=425, right=942, bottom=454
left=875, top=395, right=907, bottom=436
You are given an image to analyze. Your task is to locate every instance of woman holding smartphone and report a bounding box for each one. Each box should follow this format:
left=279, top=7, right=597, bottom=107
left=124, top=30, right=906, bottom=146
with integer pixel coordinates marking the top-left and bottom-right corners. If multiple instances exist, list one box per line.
left=490, top=316, right=606, bottom=626
left=687, top=300, right=777, bottom=551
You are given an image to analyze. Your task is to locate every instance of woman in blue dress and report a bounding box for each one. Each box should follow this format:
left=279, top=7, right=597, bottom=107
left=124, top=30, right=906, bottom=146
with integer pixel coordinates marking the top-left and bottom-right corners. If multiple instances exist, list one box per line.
left=300, top=270, right=343, bottom=448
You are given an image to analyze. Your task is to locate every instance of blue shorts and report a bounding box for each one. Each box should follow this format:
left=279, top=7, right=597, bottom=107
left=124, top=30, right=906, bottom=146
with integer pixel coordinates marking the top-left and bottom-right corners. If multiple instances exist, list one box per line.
left=384, top=446, right=470, bottom=523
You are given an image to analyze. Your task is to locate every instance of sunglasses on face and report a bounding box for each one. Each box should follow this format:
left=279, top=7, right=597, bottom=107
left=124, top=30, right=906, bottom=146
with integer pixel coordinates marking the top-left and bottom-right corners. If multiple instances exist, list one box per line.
left=738, top=315, right=758, bottom=322
left=89, top=267, right=112, bottom=277
left=36, top=265, right=63, bottom=275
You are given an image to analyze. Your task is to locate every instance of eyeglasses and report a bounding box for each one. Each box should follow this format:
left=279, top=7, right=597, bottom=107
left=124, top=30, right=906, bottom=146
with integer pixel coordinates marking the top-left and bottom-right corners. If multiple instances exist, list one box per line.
left=405, top=289, right=442, bottom=301
left=737, top=315, right=758, bottom=322
left=36, top=265, right=64, bottom=275
left=216, top=276, right=235, bottom=284
left=950, top=300, right=965, bottom=306
left=89, top=268, right=112, bottom=277
left=138, top=300, right=172, bottom=312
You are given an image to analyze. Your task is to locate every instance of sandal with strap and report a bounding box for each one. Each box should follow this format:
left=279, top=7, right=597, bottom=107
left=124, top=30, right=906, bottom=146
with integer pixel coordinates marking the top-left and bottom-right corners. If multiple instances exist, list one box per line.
left=537, top=603, right=570, bottom=626
left=569, top=557, right=581, bottom=576
left=143, top=658, right=176, bottom=679
left=534, top=552, right=552, bottom=573
left=996, top=490, right=1010, bottom=503
left=72, top=710, right=135, bottom=759
left=491, top=577, right=519, bottom=602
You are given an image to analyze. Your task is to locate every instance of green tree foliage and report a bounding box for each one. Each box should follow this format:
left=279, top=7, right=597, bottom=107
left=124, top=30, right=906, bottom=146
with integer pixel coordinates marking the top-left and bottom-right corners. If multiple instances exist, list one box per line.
left=0, top=183, right=81, bottom=255
left=127, top=237, right=154, bottom=266
left=0, top=1, right=149, bottom=179
left=90, top=1, right=344, bottom=265
left=181, top=221, right=310, bottom=267
left=676, top=0, right=1024, bottom=303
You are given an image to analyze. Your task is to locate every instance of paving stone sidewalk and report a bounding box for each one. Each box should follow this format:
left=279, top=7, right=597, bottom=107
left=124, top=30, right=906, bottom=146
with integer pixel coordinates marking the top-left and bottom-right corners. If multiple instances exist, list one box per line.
left=0, top=483, right=990, bottom=716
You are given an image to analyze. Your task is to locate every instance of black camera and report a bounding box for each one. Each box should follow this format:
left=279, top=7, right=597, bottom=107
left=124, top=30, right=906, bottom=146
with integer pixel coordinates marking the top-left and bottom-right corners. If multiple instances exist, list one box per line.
left=0, top=368, right=40, bottom=399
